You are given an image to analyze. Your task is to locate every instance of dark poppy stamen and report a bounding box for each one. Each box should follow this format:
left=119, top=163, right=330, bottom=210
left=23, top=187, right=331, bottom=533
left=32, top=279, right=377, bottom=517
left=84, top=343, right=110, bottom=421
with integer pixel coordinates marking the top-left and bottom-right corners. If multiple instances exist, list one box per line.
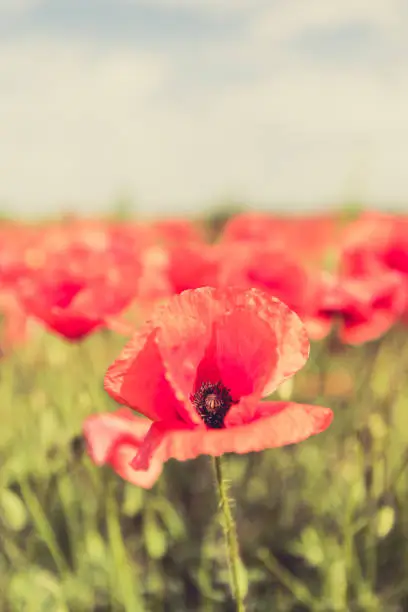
left=190, top=381, right=236, bottom=429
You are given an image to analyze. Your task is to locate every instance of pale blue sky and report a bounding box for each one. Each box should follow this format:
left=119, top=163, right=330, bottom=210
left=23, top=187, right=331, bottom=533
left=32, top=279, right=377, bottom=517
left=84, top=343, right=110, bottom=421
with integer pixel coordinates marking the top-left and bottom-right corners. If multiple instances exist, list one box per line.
left=1, top=0, right=407, bottom=217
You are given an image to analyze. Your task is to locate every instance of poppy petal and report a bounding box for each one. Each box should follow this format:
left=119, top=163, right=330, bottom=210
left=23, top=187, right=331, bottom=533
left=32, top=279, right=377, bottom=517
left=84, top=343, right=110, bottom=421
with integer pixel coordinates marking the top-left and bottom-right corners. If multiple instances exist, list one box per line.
left=339, top=273, right=404, bottom=344
left=339, top=309, right=398, bottom=345
left=214, top=309, right=277, bottom=399
left=240, top=290, right=310, bottom=396
left=111, top=444, right=162, bottom=489
left=83, top=409, right=162, bottom=488
left=104, top=323, right=153, bottom=404
left=104, top=326, right=184, bottom=422
left=131, top=402, right=333, bottom=469
left=83, top=408, right=152, bottom=465
left=156, top=288, right=223, bottom=424
left=202, top=310, right=278, bottom=426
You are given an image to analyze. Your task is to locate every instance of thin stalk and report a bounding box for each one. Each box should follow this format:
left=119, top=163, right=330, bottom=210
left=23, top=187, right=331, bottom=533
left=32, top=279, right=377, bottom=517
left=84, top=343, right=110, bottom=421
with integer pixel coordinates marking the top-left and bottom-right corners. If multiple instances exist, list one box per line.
left=213, top=456, right=246, bottom=612
left=257, top=549, right=317, bottom=609
left=19, top=478, right=69, bottom=575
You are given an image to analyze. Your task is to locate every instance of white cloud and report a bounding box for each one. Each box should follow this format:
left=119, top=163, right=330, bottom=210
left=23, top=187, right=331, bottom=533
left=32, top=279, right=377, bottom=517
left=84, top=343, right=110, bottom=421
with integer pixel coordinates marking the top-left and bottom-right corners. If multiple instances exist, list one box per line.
left=252, top=0, right=404, bottom=42
left=1, top=18, right=408, bottom=216
left=0, top=0, right=43, bottom=16
left=121, top=0, right=258, bottom=13
left=0, top=39, right=172, bottom=210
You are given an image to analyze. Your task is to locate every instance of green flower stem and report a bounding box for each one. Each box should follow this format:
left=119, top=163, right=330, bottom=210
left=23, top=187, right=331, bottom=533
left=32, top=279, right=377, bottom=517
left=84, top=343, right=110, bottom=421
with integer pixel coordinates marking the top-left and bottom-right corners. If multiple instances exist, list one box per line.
left=213, top=456, right=246, bottom=612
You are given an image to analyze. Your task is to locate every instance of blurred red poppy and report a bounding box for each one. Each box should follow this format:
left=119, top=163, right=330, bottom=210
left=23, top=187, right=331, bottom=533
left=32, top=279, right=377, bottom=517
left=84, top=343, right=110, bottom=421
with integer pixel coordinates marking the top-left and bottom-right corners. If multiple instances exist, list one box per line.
left=104, top=287, right=332, bottom=471
left=221, top=212, right=348, bottom=266
left=341, top=212, right=408, bottom=314
left=15, top=223, right=142, bottom=341
left=83, top=408, right=162, bottom=488
left=164, top=242, right=220, bottom=294
left=151, top=218, right=204, bottom=245
left=305, top=270, right=404, bottom=345
left=218, top=243, right=314, bottom=318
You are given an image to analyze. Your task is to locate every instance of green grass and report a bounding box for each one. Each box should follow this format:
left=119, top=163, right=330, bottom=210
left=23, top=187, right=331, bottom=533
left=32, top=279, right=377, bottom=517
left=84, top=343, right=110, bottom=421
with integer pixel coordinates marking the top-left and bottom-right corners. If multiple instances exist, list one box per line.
left=1, top=324, right=408, bottom=611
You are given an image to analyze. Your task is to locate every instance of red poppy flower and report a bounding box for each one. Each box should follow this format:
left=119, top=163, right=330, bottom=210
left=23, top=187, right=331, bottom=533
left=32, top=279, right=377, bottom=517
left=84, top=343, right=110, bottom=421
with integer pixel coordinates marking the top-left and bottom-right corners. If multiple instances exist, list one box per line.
left=341, top=211, right=408, bottom=257
left=83, top=408, right=162, bottom=488
left=218, top=243, right=314, bottom=318
left=151, top=218, right=204, bottom=245
left=341, top=213, right=408, bottom=315
left=15, top=224, right=142, bottom=341
left=104, top=287, right=332, bottom=471
left=17, top=274, right=136, bottom=341
left=221, top=212, right=286, bottom=244
left=164, top=242, right=220, bottom=295
left=305, top=270, right=404, bottom=345
left=221, top=212, right=348, bottom=266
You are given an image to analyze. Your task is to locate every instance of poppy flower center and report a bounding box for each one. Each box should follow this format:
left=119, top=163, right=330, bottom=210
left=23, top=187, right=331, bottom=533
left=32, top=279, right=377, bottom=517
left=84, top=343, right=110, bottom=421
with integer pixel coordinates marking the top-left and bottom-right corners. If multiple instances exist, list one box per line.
left=190, top=381, right=236, bottom=429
